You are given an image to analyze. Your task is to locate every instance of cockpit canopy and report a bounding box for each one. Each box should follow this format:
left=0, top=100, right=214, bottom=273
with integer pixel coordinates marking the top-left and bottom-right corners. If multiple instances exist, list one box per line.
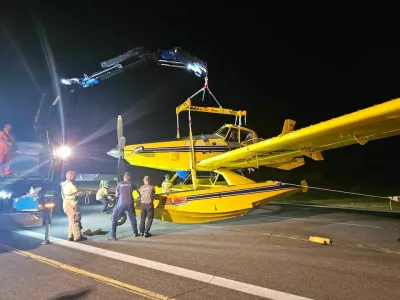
left=213, top=124, right=258, bottom=143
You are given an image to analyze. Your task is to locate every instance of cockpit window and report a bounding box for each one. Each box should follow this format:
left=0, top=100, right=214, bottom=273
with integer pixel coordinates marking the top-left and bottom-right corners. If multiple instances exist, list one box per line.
left=228, top=128, right=238, bottom=142
left=213, top=126, right=230, bottom=138
left=240, top=129, right=253, bottom=142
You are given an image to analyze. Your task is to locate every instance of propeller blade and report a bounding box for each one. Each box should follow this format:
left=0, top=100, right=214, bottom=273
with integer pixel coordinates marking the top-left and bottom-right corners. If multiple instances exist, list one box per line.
left=117, top=157, right=121, bottom=180
left=119, top=136, right=126, bottom=151
left=117, top=157, right=125, bottom=180
left=117, top=115, right=123, bottom=144
left=116, top=115, right=126, bottom=181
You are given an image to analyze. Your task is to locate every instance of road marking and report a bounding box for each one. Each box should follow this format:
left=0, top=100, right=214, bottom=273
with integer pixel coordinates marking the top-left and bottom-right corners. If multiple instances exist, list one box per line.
left=14, top=230, right=314, bottom=300
left=0, top=243, right=174, bottom=300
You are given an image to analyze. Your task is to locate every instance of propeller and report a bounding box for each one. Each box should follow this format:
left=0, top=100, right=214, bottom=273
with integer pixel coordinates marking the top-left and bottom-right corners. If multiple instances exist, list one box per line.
left=117, top=115, right=123, bottom=145
left=117, top=115, right=126, bottom=181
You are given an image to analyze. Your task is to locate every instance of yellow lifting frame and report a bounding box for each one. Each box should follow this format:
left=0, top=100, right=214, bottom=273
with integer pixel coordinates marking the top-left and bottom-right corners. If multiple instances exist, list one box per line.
left=175, top=97, right=247, bottom=190
left=175, top=98, right=247, bottom=138
left=176, top=98, right=247, bottom=119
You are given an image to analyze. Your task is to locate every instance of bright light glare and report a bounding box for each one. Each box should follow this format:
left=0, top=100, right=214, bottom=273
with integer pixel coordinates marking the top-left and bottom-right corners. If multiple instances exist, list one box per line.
left=187, top=63, right=203, bottom=77
left=55, top=146, right=72, bottom=159
left=0, top=191, right=12, bottom=199
left=60, top=78, right=71, bottom=85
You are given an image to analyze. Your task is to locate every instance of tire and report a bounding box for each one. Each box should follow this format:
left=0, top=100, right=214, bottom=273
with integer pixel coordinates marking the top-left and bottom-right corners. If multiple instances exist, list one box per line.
left=116, top=211, right=127, bottom=226
left=107, top=201, right=115, bottom=209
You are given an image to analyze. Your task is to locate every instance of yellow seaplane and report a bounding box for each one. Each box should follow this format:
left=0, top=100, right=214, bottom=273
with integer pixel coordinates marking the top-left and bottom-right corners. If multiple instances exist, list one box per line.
left=107, top=95, right=400, bottom=224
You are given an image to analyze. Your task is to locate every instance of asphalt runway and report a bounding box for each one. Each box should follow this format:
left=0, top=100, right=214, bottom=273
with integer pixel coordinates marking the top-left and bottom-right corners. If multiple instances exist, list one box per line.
left=0, top=203, right=399, bottom=300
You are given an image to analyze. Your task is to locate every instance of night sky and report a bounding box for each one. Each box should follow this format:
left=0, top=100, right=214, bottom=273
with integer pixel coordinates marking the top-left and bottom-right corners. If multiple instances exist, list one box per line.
left=1, top=5, right=400, bottom=191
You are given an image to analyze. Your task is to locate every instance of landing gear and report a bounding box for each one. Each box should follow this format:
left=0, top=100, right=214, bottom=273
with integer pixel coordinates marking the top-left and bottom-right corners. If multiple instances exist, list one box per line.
left=107, top=201, right=115, bottom=210
left=105, top=195, right=126, bottom=226
left=116, top=211, right=126, bottom=226
left=107, top=196, right=116, bottom=210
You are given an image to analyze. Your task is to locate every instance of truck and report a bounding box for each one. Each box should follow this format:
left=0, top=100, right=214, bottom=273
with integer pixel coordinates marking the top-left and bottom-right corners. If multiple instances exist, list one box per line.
left=0, top=145, right=121, bottom=229
left=0, top=141, right=57, bottom=229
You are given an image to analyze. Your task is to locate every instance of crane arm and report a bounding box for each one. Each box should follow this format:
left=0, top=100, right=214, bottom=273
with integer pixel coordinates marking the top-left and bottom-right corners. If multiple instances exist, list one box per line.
left=60, top=46, right=208, bottom=89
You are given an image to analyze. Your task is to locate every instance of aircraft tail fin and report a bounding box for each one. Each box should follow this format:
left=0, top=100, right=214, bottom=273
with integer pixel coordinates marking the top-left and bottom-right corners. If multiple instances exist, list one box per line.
left=280, top=119, right=296, bottom=136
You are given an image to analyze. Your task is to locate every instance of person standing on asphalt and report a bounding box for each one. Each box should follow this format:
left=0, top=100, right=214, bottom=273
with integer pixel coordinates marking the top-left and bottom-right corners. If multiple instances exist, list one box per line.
left=139, top=175, right=155, bottom=238
left=61, top=170, right=87, bottom=242
left=108, top=172, right=140, bottom=241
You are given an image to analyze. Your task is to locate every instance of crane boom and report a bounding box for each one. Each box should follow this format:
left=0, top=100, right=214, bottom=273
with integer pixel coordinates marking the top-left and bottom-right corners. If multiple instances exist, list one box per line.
left=100, top=46, right=148, bottom=68
left=60, top=46, right=208, bottom=89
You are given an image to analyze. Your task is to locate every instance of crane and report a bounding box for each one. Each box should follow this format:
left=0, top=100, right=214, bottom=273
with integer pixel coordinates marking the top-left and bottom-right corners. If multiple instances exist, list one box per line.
left=60, top=46, right=208, bottom=89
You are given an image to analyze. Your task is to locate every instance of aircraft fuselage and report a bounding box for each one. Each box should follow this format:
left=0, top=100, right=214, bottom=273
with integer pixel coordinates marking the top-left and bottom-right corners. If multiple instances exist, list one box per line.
left=118, top=124, right=257, bottom=172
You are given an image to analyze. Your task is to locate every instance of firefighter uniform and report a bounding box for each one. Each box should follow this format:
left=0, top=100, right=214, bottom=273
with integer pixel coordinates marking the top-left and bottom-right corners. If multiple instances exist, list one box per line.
left=96, top=185, right=112, bottom=212
left=0, top=124, right=15, bottom=175
left=61, top=177, right=84, bottom=241
left=161, top=177, right=173, bottom=193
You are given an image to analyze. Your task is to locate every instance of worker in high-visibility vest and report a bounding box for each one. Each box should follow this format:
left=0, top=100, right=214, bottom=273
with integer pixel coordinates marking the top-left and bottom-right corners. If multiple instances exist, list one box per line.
left=161, top=174, right=173, bottom=193
left=61, top=170, right=87, bottom=242
left=96, top=180, right=114, bottom=213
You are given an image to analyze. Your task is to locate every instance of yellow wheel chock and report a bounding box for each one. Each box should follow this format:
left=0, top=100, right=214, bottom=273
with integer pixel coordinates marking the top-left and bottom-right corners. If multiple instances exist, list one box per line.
left=309, top=236, right=333, bottom=245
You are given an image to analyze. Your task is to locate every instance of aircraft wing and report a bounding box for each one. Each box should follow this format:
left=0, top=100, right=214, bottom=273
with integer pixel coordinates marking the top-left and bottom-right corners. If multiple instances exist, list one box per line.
left=196, top=98, right=400, bottom=170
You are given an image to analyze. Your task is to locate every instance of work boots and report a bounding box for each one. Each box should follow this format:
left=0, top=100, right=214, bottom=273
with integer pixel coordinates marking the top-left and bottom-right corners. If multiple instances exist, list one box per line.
left=68, top=235, right=87, bottom=242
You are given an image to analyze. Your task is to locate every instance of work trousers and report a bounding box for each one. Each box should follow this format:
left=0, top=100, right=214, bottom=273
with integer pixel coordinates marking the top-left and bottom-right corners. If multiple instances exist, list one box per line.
left=99, top=197, right=109, bottom=212
left=0, top=142, right=12, bottom=174
left=110, top=203, right=138, bottom=238
left=140, top=203, right=154, bottom=234
left=63, top=201, right=82, bottom=240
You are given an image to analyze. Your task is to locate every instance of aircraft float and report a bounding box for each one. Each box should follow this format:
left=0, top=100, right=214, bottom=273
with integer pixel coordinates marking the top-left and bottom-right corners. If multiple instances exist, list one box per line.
left=61, top=46, right=400, bottom=224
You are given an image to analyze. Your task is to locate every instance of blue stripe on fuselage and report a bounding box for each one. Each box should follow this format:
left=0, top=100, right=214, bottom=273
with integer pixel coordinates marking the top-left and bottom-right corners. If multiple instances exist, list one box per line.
left=140, top=146, right=232, bottom=153
left=165, top=184, right=293, bottom=206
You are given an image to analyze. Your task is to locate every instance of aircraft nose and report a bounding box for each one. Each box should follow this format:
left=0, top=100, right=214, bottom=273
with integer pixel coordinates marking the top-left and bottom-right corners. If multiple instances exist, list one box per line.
left=107, top=148, right=121, bottom=159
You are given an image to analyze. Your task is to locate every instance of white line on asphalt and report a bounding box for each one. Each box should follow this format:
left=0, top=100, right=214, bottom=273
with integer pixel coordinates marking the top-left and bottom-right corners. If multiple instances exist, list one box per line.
left=14, top=230, right=314, bottom=300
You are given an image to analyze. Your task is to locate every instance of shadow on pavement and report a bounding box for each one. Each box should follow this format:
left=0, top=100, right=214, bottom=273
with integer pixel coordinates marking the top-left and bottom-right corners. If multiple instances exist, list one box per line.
left=0, top=229, right=46, bottom=254
left=49, top=288, right=92, bottom=299
left=77, top=202, right=400, bottom=239
left=208, top=203, right=400, bottom=227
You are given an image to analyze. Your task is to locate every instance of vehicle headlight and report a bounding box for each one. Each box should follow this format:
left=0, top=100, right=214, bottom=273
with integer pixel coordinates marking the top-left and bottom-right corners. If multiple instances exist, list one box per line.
left=54, top=146, right=72, bottom=160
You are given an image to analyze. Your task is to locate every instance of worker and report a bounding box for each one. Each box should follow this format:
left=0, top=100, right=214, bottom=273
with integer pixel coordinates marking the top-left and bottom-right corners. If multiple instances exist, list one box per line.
left=245, top=132, right=253, bottom=141
left=139, top=175, right=155, bottom=238
left=96, top=180, right=113, bottom=213
left=0, top=124, right=16, bottom=175
left=108, top=172, right=140, bottom=240
left=228, top=129, right=238, bottom=142
left=161, top=174, right=173, bottom=193
left=61, top=170, right=87, bottom=241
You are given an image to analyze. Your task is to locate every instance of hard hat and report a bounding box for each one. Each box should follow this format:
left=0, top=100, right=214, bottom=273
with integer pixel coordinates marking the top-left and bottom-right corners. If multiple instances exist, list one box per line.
left=99, top=180, right=110, bottom=188
left=165, top=174, right=171, bottom=179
